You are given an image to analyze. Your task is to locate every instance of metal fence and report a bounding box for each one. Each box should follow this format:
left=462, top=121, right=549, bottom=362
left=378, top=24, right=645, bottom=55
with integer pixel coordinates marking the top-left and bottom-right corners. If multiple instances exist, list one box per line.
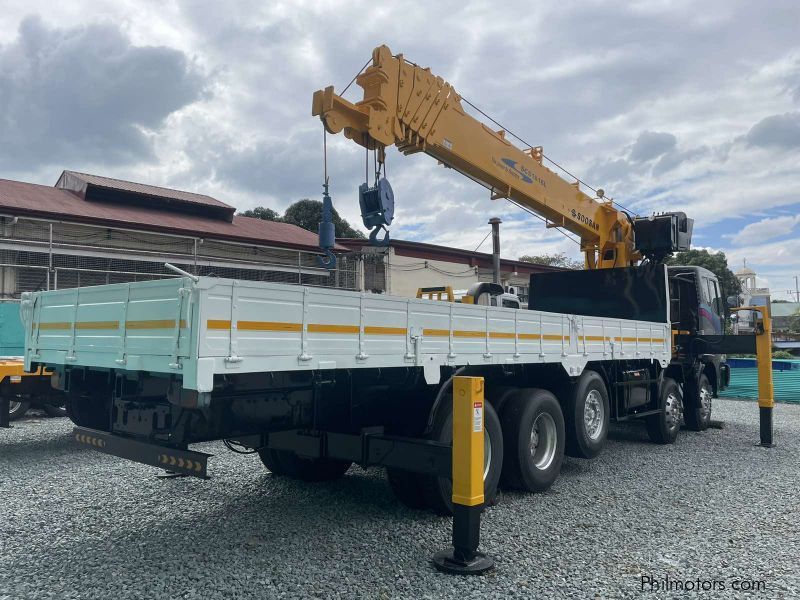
left=0, top=217, right=359, bottom=298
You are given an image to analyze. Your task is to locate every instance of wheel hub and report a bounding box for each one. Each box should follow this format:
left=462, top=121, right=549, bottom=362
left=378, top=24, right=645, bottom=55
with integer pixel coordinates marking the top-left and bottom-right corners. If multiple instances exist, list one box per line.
left=584, top=390, right=604, bottom=440
left=699, top=385, right=712, bottom=420
left=665, top=392, right=683, bottom=431
left=529, top=412, right=557, bottom=470
left=483, top=433, right=492, bottom=481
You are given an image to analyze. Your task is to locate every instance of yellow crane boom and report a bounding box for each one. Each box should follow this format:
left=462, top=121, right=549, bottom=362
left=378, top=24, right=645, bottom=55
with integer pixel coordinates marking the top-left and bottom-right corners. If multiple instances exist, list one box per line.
left=312, top=44, right=639, bottom=269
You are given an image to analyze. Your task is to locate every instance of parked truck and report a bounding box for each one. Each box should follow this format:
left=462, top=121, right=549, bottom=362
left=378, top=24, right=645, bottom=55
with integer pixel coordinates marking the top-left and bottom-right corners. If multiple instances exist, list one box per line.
left=0, top=301, right=65, bottom=424
left=19, top=45, right=741, bottom=519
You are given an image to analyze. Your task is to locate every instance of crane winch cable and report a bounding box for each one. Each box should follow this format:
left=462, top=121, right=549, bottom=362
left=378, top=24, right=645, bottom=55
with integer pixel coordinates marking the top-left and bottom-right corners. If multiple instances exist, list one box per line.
left=394, top=54, right=639, bottom=218
left=334, top=54, right=598, bottom=250
left=457, top=95, right=640, bottom=218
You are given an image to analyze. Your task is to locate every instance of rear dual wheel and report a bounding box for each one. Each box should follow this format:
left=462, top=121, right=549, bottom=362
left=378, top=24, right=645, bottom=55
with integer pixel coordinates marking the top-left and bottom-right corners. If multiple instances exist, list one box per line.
left=564, top=371, right=610, bottom=459
left=388, top=388, right=567, bottom=511
left=500, top=388, right=565, bottom=493
left=387, top=397, right=504, bottom=515
left=258, top=448, right=352, bottom=482
left=6, top=399, right=30, bottom=421
left=42, top=403, right=68, bottom=418
left=417, top=398, right=503, bottom=515
left=386, top=468, right=429, bottom=510
left=65, top=391, right=110, bottom=431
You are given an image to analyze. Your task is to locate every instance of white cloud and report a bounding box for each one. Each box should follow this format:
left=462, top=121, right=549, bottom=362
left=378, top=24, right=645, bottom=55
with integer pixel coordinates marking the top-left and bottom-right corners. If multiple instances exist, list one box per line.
left=726, top=215, right=800, bottom=246
left=745, top=112, right=800, bottom=149
left=629, top=131, right=677, bottom=162
left=0, top=0, right=798, bottom=277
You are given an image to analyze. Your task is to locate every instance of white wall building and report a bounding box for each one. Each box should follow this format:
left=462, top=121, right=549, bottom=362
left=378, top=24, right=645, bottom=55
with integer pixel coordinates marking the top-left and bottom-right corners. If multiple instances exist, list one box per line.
left=734, top=262, right=771, bottom=333
left=340, top=238, right=564, bottom=304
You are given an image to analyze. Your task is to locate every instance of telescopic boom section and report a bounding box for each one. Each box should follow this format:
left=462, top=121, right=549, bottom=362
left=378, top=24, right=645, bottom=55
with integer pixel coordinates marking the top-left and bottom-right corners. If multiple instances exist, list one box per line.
left=312, top=45, right=639, bottom=269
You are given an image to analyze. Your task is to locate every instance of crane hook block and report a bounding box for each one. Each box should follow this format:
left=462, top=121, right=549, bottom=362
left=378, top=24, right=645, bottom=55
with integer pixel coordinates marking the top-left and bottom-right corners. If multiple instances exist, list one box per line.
left=317, top=183, right=337, bottom=270
left=359, top=177, right=394, bottom=246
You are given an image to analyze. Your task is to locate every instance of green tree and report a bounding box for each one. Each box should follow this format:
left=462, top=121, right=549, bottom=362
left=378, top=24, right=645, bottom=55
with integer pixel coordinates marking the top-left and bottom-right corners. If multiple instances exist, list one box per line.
left=283, top=199, right=365, bottom=239
left=788, top=311, right=800, bottom=333
left=666, top=249, right=742, bottom=297
left=240, top=206, right=282, bottom=221
left=518, top=252, right=582, bottom=270
left=239, top=200, right=366, bottom=239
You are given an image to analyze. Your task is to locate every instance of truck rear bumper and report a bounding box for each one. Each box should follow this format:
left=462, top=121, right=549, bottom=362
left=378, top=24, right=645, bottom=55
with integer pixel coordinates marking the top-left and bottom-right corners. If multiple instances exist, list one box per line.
left=73, top=427, right=211, bottom=479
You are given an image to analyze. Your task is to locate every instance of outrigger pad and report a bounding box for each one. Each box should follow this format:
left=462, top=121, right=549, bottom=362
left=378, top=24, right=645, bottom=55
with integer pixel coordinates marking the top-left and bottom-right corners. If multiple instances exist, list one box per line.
left=432, top=549, right=494, bottom=575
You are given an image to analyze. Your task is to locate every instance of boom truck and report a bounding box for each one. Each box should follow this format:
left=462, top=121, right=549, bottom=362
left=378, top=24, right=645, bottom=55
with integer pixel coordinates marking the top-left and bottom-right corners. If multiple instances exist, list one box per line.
left=19, top=44, right=772, bottom=571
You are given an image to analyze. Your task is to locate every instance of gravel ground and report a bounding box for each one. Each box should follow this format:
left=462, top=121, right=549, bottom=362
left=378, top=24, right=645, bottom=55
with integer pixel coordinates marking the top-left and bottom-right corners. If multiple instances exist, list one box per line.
left=1, top=398, right=798, bottom=599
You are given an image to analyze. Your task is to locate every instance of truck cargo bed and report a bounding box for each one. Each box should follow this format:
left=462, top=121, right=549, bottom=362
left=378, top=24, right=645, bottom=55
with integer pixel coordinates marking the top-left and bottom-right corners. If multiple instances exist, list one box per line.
left=23, top=276, right=671, bottom=391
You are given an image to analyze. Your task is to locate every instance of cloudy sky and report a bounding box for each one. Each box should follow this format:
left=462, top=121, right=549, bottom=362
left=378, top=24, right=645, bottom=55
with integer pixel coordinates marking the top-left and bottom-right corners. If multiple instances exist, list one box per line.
left=1, top=0, right=798, bottom=299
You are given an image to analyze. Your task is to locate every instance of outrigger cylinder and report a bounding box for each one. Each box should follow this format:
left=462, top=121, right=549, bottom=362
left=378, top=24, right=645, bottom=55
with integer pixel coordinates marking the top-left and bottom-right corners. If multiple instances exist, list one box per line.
left=432, top=376, right=494, bottom=574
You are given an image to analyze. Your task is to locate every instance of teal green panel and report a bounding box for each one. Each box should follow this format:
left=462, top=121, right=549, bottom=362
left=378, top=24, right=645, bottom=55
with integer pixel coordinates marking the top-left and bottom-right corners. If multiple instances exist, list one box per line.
left=720, top=360, right=800, bottom=403
left=0, top=302, right=24, bottom=356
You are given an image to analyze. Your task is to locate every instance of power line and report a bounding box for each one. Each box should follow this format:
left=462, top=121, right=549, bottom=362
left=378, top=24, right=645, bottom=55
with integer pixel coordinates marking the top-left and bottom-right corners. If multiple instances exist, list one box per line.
left=427, top=154, right=582, bottom=247
left=392, top=53, right=638, bottom=217
left=456, top=96, right=639, bottom=218
left=473, top=230, right=492, bottom=252
left=343, top=54, right=627, bottom=246
left=506, top=200, right=582, bottom=246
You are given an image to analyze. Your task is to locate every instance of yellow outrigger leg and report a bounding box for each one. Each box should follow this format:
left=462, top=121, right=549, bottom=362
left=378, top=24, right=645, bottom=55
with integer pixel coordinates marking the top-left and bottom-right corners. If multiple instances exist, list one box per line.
left=752, top=306, right=775, bottom=447
left=731, top=305, right=774, bottom=447
left=432, top=376, right=494, bottom=574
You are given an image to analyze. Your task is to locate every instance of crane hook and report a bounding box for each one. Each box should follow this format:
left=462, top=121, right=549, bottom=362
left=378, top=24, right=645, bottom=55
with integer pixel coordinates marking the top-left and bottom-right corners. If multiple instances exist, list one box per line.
left=368, top=224, right=391, bottom=247
left=317, top=178, right=337, bottom=270
left=359, top=178, right=394, bottom=247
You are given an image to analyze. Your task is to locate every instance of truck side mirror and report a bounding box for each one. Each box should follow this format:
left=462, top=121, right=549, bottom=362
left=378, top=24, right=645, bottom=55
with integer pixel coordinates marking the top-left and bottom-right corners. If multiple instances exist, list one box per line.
left=726, top=295, right=740, bottom=308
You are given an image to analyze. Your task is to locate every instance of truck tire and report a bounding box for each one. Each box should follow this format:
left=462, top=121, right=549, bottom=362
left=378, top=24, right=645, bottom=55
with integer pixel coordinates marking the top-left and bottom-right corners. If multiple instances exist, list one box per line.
left=386, top=468, right=428, bottom=509
left=257, top=448, right=288, bottom=475
left=260, top=449, right=352, bottom=482
left=487, top=385, right=519, bottom=416
left=500, top=388, right=565, bottom=492
left=646, top=378, right=683, bottom=444
left=65, top=393, right=110, bottom=431
left=42, top=403, right=68, bottom=418
left=419, top=397, right=503, bottom=516
left=7, top=399, right=30, bottom=421
left=564, top=370, right=609, bottom=459
left=684, top=373, right=712, bottom=432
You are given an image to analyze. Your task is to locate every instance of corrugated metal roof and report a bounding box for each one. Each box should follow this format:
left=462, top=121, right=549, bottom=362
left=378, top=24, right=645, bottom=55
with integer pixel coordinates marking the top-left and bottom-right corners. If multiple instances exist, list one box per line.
left=59, top=170, right=233, bottom=210
left=0, top=178, right=345, bottom=253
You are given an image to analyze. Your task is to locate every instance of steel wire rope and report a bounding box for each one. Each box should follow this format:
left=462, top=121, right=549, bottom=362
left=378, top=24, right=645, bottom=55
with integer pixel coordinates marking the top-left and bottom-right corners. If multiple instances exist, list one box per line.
left=395, top=54, right=639, bottom=217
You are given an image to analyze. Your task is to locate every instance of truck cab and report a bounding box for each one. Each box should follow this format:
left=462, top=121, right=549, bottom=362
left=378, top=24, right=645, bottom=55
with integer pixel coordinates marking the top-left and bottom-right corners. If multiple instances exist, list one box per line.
left=667, top=265, right=730, bottom=429
left=668, top=266, right=725, bottom=336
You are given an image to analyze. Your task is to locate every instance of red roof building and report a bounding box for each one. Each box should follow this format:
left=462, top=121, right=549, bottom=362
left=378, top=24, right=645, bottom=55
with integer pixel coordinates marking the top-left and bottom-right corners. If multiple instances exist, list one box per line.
left=0, top=173, right=342, bottom=253
left=0, top=172, right=354, bottom=297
